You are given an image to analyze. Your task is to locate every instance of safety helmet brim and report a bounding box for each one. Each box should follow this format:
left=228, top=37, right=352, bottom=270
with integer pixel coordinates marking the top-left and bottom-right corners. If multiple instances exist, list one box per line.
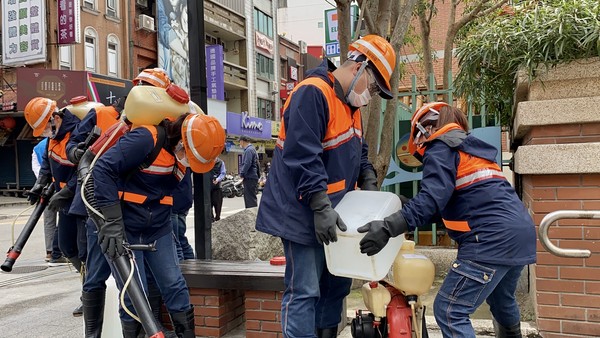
left=368, top=64, right=393, bottom=99
left=407, top=102, right=449, bottom=156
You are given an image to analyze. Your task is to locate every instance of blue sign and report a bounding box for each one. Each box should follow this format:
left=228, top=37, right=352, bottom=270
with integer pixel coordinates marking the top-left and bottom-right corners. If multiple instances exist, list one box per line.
left=226, top=112, right=272, bottom=140
left=206, top=45, right=225, bottom=100
left=325, top=42, right=340, bottom=57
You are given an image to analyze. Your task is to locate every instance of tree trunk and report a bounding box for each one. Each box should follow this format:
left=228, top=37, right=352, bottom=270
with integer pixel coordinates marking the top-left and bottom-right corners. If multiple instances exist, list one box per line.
left=368, top=0, right=420, bottom=186
left=335, top=0, right=351, bottom=60
left=418, top=10, right=434, bottom=88
left=442, top=0, right=458, bottom=96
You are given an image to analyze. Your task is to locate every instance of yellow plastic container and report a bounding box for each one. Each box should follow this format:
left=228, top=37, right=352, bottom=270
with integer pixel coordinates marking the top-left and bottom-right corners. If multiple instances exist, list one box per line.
left=361, top=281, right=391, bottom=318
left=124, top=85, right=193, bottom=125
left=384, top=241, right=435, bottom=297
left=64, top=96, right=104, bottom=120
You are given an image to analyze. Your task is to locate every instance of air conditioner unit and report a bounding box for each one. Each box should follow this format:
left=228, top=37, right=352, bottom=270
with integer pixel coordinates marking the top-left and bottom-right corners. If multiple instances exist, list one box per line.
left=299, top=40, right=308, bottom=54
left=271, top=81, right=279, bottom=93
left=138, top=14, right=155, bottom=32
left=136, top=0, right=148, bottom=8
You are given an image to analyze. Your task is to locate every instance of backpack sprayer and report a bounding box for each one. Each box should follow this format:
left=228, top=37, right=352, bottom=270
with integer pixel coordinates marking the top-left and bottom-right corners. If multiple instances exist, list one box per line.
left=351, top=241, right=435, bottom=338
left=79, top=121, right=165, bottom=338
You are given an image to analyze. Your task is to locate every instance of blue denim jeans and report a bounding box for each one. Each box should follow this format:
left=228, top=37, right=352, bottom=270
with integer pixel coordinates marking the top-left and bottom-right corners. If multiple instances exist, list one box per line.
left=433, top=259, right=524, bottom=338
left=281, top=239, right=352, bottom=338
left=82, top=219, right=112, bottom=292
left=116, top=231, right=191, bottom=323
left=171, top=211, right=194, bottom=261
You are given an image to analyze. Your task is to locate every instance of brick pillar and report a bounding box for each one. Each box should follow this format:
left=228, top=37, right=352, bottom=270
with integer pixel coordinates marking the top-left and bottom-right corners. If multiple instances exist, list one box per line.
left=189, top=288, right=245, bottom=337
left=522, top=173, right=600, bottom=337
left=244, top=290, right=284, bottom=338
left=512, top=58, right=600, bottom=337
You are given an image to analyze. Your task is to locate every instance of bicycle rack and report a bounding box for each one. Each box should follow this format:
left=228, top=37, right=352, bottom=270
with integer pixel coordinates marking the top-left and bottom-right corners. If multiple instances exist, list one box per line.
left=538, top=210, right=598, bottom=258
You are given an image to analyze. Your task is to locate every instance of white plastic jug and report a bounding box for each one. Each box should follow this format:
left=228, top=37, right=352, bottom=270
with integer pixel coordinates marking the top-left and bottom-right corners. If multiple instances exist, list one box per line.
left=124, top=85, right=193, bottom=125
left=325, top=190, right=404, bottom=281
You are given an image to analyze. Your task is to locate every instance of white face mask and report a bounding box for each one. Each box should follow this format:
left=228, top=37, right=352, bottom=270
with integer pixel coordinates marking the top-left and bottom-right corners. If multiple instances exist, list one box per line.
left=347, top=88, right=372, bottom=107
left=175, top=141, right=190, bottom=167
left=345, top=62, right=373, bottom=107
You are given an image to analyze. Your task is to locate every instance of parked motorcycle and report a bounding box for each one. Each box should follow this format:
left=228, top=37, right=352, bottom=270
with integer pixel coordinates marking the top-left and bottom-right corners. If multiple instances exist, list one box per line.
left=221, top=176, right=243, bottom=198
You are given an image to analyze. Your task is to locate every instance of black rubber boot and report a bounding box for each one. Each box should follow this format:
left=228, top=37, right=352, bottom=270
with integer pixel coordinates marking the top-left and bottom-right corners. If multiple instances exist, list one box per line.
left=317, top=327, right=338, bottom=338
left=121, top=319, right=142, bottom=338
left=82, top=291, right=105, bottom=338
left=493, top=319, right=522, bottom=338
left=170, top=306, right=195, bottom=338
left=68, top=256, right=83, bottom=272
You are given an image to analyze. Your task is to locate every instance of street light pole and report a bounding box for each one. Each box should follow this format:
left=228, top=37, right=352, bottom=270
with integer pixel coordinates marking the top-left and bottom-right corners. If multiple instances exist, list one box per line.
left=187, top=0, right=211, bottom=259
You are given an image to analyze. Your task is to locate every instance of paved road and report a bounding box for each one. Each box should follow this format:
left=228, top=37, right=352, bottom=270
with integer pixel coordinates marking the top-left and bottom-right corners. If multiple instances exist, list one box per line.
left=0, top=196, right=249, bottom=338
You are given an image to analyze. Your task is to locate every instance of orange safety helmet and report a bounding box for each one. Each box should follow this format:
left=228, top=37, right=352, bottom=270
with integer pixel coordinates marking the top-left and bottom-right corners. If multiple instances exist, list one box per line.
left=348, top=35, right=396, bottom=99
left=132, top=68, right=171, bottom=88
left=408, top=102, right=449, bottom=158
left=180, top=113, right=225, bottom=173
left=24, top=97, right=58, bottom=137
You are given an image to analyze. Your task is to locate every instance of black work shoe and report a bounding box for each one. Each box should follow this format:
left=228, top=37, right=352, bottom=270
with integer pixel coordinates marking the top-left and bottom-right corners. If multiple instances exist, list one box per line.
left=72, top=302, right=83, bottom=317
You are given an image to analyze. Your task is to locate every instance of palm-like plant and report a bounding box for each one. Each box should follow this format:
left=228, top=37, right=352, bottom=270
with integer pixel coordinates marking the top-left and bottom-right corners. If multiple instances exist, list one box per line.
left=454, top=0, right=600, bottom=127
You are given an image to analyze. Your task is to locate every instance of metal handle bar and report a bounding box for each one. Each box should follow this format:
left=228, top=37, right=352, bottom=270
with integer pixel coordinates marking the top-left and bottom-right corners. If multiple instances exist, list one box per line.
left=538, top=210, right=597, bottom=258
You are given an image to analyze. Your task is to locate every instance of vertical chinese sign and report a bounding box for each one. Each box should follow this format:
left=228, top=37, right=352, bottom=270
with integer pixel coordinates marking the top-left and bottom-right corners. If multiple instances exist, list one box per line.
left=205, top=45, right=225, bottom=101
left=1, top=0, right=47, bottom=66
left=57, top=0, right=81, bottom=45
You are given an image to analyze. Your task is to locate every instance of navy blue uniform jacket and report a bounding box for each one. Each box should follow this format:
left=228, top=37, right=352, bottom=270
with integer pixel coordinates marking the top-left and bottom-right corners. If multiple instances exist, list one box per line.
left=256, top=59, right=374, bottom=247
left=401, top=133, right=536, bottom=266
left=92, top=126, right=185, bottom=242
left=39, top=109, right=81, bottom=213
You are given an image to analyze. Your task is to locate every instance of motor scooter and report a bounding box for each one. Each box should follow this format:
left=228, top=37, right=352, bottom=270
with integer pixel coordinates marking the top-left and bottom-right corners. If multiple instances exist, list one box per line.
left=351, top=240, right=434, bottom=338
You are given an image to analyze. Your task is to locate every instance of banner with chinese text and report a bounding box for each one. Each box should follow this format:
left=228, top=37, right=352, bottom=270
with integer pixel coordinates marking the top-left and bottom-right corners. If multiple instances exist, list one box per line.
left=1, top=0, right=47, bottom=66
left=205, top=45, right=225, bottom=101
left=58, top=0, right=81, bottom=45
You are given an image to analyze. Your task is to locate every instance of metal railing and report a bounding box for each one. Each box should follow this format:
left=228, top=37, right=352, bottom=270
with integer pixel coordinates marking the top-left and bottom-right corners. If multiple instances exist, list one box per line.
left=538, top=210, right=597, bottom=258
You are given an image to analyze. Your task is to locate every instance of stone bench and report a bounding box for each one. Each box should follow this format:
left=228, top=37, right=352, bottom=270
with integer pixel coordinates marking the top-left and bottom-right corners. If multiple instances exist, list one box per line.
left=178, top=259, right=285, bottom=338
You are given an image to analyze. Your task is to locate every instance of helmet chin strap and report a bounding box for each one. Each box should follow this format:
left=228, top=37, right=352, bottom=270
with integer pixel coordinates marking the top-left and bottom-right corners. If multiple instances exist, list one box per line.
left=345, top=61, right=369, bottom=105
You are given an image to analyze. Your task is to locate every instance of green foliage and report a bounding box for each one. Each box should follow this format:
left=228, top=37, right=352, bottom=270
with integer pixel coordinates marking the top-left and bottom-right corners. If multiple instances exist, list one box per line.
left=454, top=0, right=600, bottom=126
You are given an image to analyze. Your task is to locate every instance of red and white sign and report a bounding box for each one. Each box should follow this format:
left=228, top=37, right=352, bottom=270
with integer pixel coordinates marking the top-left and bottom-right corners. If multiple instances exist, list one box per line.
left=289, top=66, right=298, bottom=81
left=255, top=31, right=274, bottom=55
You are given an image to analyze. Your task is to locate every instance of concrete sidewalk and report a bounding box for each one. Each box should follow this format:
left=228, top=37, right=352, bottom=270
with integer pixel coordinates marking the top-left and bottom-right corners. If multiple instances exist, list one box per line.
left=0, top=202, right=538, bottom=338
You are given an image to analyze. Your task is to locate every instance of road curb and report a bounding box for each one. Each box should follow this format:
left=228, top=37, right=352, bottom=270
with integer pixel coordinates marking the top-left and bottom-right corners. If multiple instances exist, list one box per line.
left=346, top=311, right=538, bottom=336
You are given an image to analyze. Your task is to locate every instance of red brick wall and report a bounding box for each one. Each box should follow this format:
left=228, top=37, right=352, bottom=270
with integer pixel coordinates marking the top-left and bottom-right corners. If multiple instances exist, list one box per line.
left=177, top=288, right=283, bottom=337
left=245, top=290, right=284, bottom=338
left=521, top=124, right=600, bottom=337
left=188, top=288, right=245, bottom=337
left=522, top=123, right=600, bottom=146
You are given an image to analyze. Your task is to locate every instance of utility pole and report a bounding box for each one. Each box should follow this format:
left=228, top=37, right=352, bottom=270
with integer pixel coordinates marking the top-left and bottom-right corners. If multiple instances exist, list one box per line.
left=188, top=0, right=211, bottom=259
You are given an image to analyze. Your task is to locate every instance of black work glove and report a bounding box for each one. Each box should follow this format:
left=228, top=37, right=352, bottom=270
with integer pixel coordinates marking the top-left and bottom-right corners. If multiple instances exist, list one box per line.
left=357, top=211, right=408, bottom=256
left=358, top=169, right=378, bottom=191
left=98, top=204, right=126, bottom=260
left=27, top=174, right=52, bottom=205
left=47, top=187, right=74, bottom=212
left=310, top=191, right=347, bottom=245
left=399, top=195, right=410, bottom=205
left=67, top=142, right=86, bottom=164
